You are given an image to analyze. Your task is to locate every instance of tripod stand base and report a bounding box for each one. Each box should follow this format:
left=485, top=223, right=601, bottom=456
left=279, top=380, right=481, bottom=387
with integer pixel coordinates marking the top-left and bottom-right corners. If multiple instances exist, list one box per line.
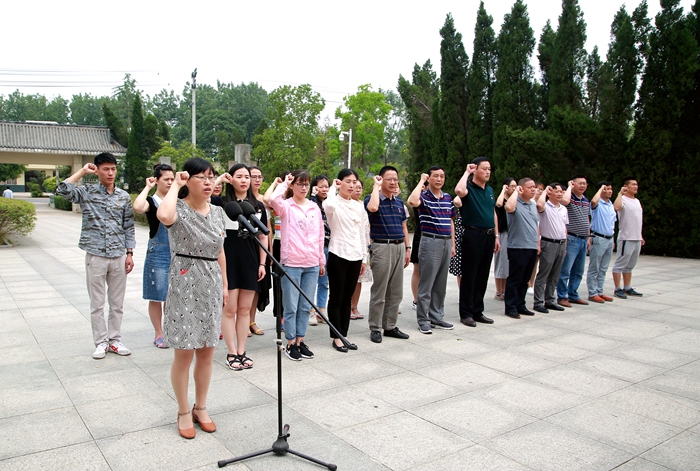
left=217, top=424, right=337, bottom=470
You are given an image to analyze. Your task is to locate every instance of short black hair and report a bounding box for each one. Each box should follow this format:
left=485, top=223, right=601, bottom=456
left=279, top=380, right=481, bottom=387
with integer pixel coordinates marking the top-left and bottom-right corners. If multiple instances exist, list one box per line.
left=311, top=175, right=330, bottom=188
left=379, top=165, right=399, bottom=177
left=571, top=174, right=587, bottom=182
left=178, top=158, right=214, bottom=198
left=153, top=163, right=174, bottom=179
left=472, top=157, right=490, bottom=168
left=427, top=166, right=445, bottom=177
left=548, top=182, right=564, bottom=191
left=518, top=177, right=533, bottom=186
left=94, top=152, right=117, bottom=167
left=338, top=168, right=359, bottom=181
left=622, top=176, right=637, bottom=186
left=597, top=181, right=612, bottom=188
left=503, top=177, right=515, bottom=186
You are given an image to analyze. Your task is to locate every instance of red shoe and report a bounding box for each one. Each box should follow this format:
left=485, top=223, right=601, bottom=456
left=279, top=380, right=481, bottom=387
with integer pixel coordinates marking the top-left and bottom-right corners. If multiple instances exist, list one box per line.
left=600, top=294, right=613, bottom=302
left=588, top=295, right=605, bottom=304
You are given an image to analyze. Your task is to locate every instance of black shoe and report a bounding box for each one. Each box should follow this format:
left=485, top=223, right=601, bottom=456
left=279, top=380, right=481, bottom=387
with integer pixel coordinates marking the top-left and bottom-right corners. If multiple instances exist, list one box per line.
left=545, top=303, right=565, bottom=311
left=298, top=342, right=314, bottom=359
left=518, top=308, right=535, bottom=316
left=347, top=342, right=358, bottom=350
left=331, top=341, right=348, bottom=353
left=383, top=327, right=409, bottom=339
left=285, top=344, right=302, bottom=361
left=460, top=317, right=477, bottom=327
left=370, top=331, right=382, bottom=343
left=533, top=305, right=549, bottom=314
left=474, top=315, right=494, bottom=324
left=505, top=311, right=521, bottom=319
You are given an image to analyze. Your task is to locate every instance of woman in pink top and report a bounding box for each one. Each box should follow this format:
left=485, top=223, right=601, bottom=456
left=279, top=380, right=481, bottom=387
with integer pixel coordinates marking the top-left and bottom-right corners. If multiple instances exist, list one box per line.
left=269, top=171, right=326, bottom=361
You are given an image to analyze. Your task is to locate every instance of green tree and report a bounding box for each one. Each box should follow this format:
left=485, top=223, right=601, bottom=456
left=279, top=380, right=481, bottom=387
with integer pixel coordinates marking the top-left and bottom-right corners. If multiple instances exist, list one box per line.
left=629, top=0, right=700, bottom=256
left=437, top=13, right=470, bottom=185
left=310, top=118, right=342, bottom=178
left=111, top=73, right=138, bottom=130
left=380, top=88, right=408, bottom=167
left=492, top=0, right=539, bottom=181
left=0, top=164, right=26, bottom=182
left=584, top=46, right=604, bottom=119
left=466, top=1, right=497, bottom=160
left=152, top=142, right=207, bottom=173
left=537, top=21, right=557, bottom=123
left=124, top=94, right=149, bottom=192
left=70, top=93, right=107, bottom=126
left=335, top=84, right=392, bottom=172
left=142, top=113, right=163, bottom=158
left=398, top=60, right=439, bottom=188
left=0, top=90, right=68, bottom=123
left=103, top=103, right=127, bottom=146
left=253, top=84, right=324, bottom=178
left=549, top=0, right=588, bottom=110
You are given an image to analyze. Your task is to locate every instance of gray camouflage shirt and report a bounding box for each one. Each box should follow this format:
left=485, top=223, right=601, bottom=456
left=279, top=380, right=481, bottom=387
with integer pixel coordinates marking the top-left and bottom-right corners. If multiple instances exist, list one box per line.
left=56, top=181, right=136, bottom=258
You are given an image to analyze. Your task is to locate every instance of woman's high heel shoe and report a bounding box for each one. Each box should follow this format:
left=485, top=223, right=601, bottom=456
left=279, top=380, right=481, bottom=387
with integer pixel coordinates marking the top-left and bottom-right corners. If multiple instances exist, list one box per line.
left=178, top=410, right=196, bottom=439
left=192, top=404, right=216, bottom=433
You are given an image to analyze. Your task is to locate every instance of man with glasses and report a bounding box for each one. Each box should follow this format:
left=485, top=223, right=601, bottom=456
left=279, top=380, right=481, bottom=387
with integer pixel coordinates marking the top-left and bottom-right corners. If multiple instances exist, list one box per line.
left=454, top=157, right=500, bottom=327
left=365, top=166, right=410, bottom=343
left=56, top=153, right=136, bottom=359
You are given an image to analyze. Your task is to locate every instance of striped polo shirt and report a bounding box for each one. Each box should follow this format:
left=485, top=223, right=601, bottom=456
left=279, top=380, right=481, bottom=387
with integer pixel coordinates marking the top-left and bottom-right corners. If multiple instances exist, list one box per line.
left=417, top=189, right=456, bottom=236
left=364, top=192, right=407, bottom=240
left=566, top=193, right=590, bottom=237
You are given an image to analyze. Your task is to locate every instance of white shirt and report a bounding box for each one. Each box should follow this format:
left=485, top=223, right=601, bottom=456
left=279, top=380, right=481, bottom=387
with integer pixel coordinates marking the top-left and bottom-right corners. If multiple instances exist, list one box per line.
left=2, top=189, right=12, bottom=198
left=617, top=195, right=643, bottom=241
left=323, top=187, right=369, bottom=263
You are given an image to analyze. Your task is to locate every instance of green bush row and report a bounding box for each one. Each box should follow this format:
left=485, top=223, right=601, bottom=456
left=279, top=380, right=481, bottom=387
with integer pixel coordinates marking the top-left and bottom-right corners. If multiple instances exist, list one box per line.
left=53, top=195, right=73, bottom=211
left=0, top=198, right=37, bottom=245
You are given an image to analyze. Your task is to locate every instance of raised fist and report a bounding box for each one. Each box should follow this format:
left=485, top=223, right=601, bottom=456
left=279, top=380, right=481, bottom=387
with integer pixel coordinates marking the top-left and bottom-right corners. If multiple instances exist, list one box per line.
left=466, top=164, right=477, bottom=174
left=175, top=171, right=189, bottom=186
left=83, top=163, right=97, bottom=174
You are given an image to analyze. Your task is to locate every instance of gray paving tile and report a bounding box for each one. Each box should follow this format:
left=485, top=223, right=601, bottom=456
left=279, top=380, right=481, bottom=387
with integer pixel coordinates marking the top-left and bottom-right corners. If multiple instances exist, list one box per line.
left=582, top=318, right=681, bottom=342
left=412, top=392, right=537, bottom=442
left=598, top=385, right=700, bottom=428
left=641, top=431, right=700, bottom=471
left=0, top=377, right=72, bottom=419
left=508, top=340, right=597, bottom=364
left=364, top=341, right=455, bottom=371
left=406, top=444, right=533, bottom=471
left=610, top=457, right=674, bottom=471
left=418, top=359, right=514, bottom=391
left=525, top=364, right=631, bottom=398
left=61, top=367, right=160, bottom=406
left=96, top=426, right=231, bottom=471
left=606, top=345, right=697, bottom=369
left=469, top=350, right=559, bottom=377
left=357, top=371, right=462, bottom=409
left=575, top=353, right=666, bottom=382
left=309, top=350, right=406, bottom=384
left=639, top=370, right=700, bottom=402
left=50, top=352, right=140, bottom=380
left=483, top=420, right=633, bottom=471
left=545, top=401, right=682, bottom=454
left=0, top=442, right=110, bottom=471
left=672, top=359, right=700, bottom=376
left=469, top=378, right=586, bottom=419
left=0, top=360, right=58, bottom=390
left=0, top=406, right=92, bottom=460
left=547, top=331, right=629, bottom=352
left=242, top=360, right=344, bottom=399
left=334, top=411, right=472, bottom=470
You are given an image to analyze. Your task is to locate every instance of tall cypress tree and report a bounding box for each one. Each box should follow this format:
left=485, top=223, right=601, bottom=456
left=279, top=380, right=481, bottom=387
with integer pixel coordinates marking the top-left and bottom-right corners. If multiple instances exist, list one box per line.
left=537, top=21, right=557, bottom=124
left=102, top=102, right=127, bottom=147
left=437, top=13, right=470, bottom=186
left=466, top=2, right=496, bottom=160
left=491, top=0, right=538, bottom=181
left=124, top=94, right=147, bottom=192
left=630, top=0, right=700, bottom=256
left=549, top=0, right=588, bottom=110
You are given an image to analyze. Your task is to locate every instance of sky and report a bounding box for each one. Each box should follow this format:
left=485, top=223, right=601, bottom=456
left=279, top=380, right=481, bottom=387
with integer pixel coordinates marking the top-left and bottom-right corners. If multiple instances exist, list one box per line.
left=1, top=0, right=695, bottom=121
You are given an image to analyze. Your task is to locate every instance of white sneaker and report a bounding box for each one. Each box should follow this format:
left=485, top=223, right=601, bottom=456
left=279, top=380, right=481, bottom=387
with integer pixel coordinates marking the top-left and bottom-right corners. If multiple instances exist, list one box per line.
left=109, top=341, right=131, bottom=356
left=92, top=342, right=109, bottom=359
left=527, top=287, right=534, bottom=296
left=412, top=301, right=417, bottom=311
left=308, top=310, right=318, bottom=326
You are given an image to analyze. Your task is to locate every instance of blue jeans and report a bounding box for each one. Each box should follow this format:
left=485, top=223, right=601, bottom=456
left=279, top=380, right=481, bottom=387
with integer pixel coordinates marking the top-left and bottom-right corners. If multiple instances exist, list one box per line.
left=557, top=235, right=587, bottom=301
left=281, top=265, right=319, bottom=341
left=315, top=247, right=329, bottom=309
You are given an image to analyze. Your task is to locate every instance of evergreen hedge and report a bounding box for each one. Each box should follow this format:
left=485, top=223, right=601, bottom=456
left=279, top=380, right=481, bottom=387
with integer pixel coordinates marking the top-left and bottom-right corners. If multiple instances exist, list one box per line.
left=0, top=198, right=37, bottom=245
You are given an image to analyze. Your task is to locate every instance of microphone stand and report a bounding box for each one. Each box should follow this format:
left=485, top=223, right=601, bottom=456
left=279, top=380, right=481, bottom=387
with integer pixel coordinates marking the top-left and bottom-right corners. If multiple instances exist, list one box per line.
left=218, top=222, right=342, bottom=470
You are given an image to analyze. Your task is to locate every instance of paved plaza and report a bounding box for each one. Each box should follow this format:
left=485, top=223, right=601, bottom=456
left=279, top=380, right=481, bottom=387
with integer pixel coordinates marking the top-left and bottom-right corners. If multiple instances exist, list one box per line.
left=1, top=198, right=700, bottom=471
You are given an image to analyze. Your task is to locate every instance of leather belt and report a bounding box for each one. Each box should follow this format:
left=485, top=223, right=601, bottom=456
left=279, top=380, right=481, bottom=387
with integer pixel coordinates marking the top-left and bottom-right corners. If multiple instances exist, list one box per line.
left=567, top=232, right=588, bottom=239
left=422, top=233, right=451, bottom=240
left=176, top=253, right=218, bottom=262
left=541, top=237, right=566, bottom=244
left=465, top=226, right=495, bottom=235
left=591, top=231, right=613, bottom=240
left=372, top=238, right=404, bottom=245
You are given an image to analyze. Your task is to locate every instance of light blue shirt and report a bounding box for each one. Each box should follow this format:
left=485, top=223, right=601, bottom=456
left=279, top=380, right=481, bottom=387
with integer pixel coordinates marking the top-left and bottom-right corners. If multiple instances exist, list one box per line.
left=590, top=198, right=616, bottom=236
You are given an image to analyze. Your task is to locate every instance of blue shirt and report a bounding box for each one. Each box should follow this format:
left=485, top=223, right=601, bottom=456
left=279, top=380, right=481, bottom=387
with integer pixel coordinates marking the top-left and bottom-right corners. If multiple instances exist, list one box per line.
left=364, top=192, right=407, bottom=240
left=590, top=198, right=616, bottom=237
left=417, top=189, right=456, bottom=236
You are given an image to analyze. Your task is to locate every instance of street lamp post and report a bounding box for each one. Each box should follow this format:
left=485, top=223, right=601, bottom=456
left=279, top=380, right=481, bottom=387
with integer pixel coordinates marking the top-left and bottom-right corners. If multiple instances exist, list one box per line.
left=191, top=68, right=197, bottom=148
left=339, top=129, right=352, bottom=168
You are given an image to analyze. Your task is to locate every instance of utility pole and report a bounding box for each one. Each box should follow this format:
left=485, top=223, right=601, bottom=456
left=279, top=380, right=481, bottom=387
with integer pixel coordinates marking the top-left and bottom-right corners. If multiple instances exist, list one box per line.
left=340, top=129, right=352, bottom=168
left=191, top=68, right=197, bottom=148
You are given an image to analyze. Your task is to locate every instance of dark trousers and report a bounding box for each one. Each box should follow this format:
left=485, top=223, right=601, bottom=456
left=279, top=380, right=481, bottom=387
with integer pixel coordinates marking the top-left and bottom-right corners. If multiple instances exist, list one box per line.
left=327, top=252, right=362, bottom=338
left=459, top=228, right=495, bottom=320
left=505, top=248, right=538, bottom=313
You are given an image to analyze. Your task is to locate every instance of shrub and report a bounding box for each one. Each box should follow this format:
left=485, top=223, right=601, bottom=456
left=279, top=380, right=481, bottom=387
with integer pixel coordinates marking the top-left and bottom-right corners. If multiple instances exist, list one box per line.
left=54, top=195, right=73, bottom=211
left=43, top=176, right=57, bottom=193
left=0, top=198, right=37, bottom=245
left=27, top=182, right=43, bottom=197
left=130, top=194, right=148, bottom=226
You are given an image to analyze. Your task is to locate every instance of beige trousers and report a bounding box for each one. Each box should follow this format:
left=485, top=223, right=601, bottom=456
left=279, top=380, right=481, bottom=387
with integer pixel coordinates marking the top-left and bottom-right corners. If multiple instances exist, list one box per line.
left=85, top=253, right=127, bottom=346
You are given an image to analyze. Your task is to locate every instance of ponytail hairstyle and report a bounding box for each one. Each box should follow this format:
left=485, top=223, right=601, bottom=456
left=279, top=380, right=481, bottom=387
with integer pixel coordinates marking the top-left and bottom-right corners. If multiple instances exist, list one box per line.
left=178, top=158, right=214, bottom=199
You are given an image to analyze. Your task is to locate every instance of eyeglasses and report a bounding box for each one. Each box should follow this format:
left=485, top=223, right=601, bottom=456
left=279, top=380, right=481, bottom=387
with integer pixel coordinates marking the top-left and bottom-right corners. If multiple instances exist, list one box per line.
left=384, top=178, right=399, bottom=183
left=295, top=182, right=310, bottom=188
left=190, top=175, right=216, bottom=182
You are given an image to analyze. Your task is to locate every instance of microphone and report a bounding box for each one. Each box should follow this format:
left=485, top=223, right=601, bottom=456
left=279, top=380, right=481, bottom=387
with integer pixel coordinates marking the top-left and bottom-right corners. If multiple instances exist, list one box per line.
left=240, top=201, right=270, bottom=235
left=224, top=201, right=259, bottom=236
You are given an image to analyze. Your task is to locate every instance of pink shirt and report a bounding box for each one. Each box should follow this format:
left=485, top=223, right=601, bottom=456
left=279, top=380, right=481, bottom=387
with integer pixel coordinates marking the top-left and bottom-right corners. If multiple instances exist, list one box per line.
left=270, top=182, right=325, bottom=268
